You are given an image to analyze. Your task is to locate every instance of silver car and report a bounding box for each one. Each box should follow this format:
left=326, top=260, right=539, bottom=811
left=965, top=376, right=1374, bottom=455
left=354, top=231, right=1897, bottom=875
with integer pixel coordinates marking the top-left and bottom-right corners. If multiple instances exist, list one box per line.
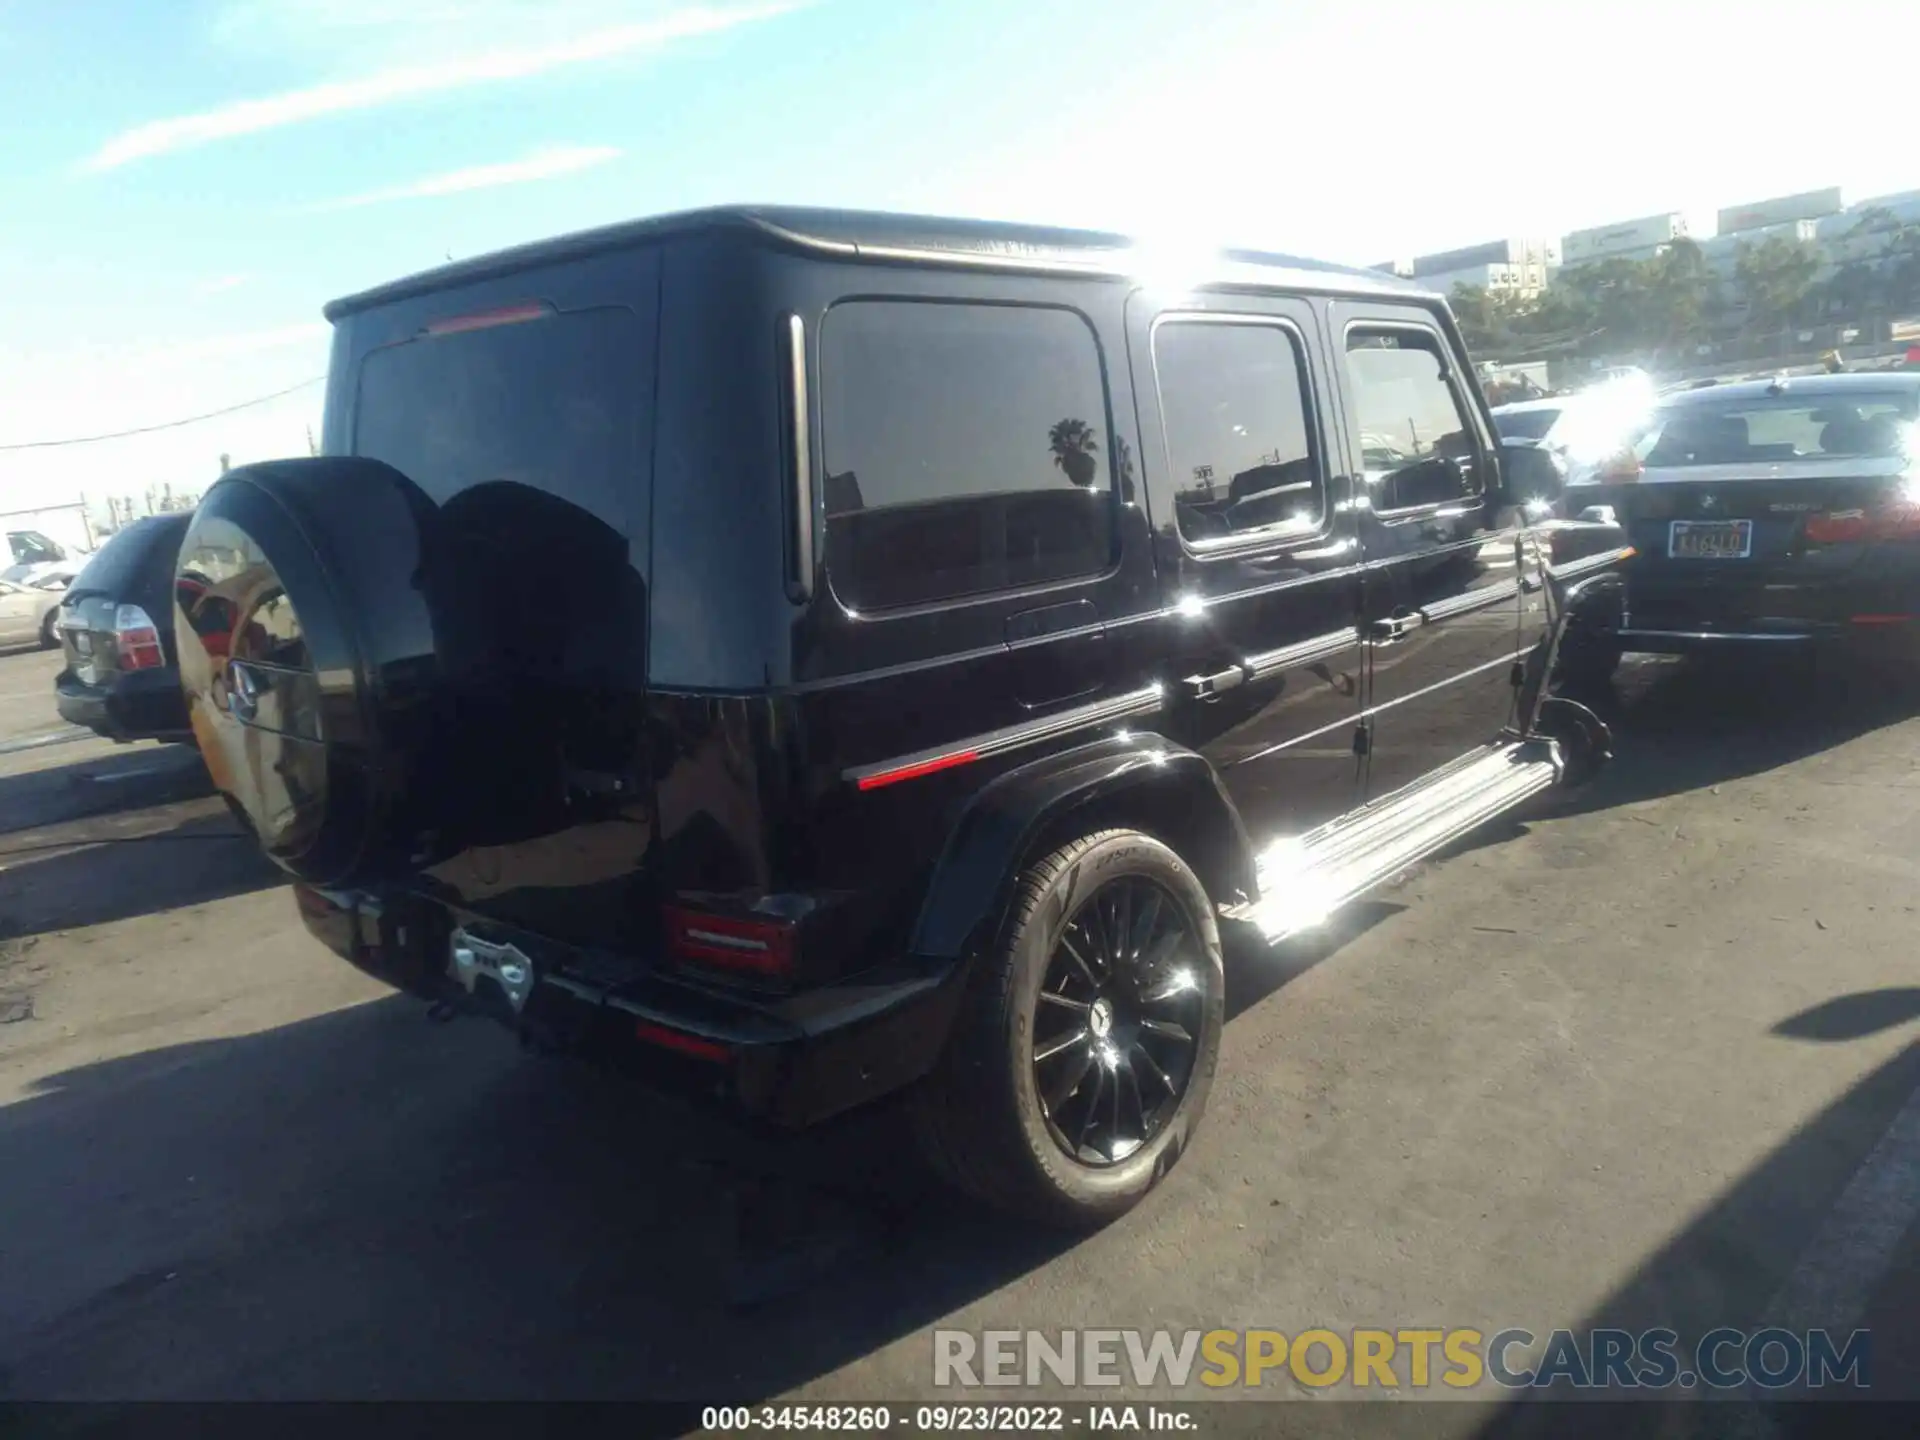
left=0, top=576, right=62, bottom=650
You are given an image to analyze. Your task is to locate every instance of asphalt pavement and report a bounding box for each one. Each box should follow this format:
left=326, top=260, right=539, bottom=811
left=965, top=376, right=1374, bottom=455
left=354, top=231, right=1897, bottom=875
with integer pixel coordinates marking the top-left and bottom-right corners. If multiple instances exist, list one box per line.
left=1, top=642, right=1918, bottom=1436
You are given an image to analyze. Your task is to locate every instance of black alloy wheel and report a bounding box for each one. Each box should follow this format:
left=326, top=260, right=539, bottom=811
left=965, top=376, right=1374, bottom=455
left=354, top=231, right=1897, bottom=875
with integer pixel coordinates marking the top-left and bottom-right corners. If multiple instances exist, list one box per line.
left=914, top=827, right=1225, bottom=1227
left=1031, top=876, right=1207, bottom=1167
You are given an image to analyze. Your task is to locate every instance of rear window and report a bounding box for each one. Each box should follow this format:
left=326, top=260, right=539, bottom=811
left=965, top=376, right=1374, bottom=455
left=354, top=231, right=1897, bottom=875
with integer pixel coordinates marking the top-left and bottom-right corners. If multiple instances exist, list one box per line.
left=352, top=306, right=644, bottom=533
left=69, top=515, right=186, bottom=601
left=819, top=299, right=1115, bottom=612
left=1641, top=392, right=1919, bottom=467
left=1492, top=408, right=1562, bottom=442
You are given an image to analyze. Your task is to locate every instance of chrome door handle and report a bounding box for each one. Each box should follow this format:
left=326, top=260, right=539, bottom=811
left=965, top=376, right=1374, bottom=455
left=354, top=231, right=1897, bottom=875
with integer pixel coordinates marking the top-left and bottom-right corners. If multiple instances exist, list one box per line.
left=1367, top=614, right=1421, bottom=643
left=1183, top=662, right=1254, bottom=700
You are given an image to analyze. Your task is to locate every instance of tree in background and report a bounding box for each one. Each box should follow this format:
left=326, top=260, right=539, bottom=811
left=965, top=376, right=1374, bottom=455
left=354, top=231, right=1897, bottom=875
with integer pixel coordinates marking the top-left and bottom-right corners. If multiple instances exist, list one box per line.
left=1733, top=235, right=1821, bottom=335
left=1448, top=283, right=1520, bottom=355
left=1642, top=237, right=1722, bottom=355
left=1450, top=216, right=1920, bottom=373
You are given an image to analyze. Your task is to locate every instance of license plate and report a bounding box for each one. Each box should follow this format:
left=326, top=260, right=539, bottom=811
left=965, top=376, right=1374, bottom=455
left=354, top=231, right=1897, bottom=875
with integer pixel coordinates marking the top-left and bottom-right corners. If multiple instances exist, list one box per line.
left=1668, top=519, right=1753, bottom=559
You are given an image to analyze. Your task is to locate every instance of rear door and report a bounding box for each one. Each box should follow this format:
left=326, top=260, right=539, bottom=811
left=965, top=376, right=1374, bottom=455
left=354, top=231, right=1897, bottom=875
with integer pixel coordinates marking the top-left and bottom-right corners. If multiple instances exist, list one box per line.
left=1127, top=291, right=1365, bottom=840
left=1330, top=303, right=1542, bottom=802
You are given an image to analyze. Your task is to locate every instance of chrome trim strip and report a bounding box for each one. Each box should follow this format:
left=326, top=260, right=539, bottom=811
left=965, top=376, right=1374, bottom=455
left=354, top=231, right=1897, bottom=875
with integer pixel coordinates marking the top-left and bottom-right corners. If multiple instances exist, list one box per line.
left=1619, top=628, right=1811, bottom=643
left=1244, top=627, right=1357, bottom=681
left=1548, top=545, right=1635, bottom=582
left=785, top=313, right=814, bottom=601
left=1416, top=580, right=1520, bottom=625
left=842, top=682, right=1167, bottom=785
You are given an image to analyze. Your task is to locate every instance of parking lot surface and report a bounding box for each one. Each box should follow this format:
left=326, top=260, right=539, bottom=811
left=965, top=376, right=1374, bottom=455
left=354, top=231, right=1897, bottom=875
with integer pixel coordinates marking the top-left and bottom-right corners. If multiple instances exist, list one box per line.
left=2, top=642, right=1918, bottom=1433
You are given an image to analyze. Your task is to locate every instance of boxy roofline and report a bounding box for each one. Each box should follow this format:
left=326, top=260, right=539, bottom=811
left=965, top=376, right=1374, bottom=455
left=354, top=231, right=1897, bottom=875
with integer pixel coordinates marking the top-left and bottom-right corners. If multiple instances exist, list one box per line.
left=322, top=204, right=1431, bottom=321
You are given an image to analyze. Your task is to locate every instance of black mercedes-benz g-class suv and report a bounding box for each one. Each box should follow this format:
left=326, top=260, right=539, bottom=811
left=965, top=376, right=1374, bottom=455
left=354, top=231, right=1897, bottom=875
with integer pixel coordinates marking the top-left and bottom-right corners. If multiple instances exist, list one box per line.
left=178, top=206, right=1626, bottom=1227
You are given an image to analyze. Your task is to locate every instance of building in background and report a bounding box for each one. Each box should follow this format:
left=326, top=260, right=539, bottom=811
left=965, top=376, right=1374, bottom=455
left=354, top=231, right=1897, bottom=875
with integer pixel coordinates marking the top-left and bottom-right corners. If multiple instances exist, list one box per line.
left=1371, top=238, right=1560, bottom=298
left=1816, top=188, right=1920, bottom=253
left=1559, top=212, right=1689, bottom=268
left=1698, top=218, right=1823, bottom=277
left=1716, top=187, right=1844, bottom=237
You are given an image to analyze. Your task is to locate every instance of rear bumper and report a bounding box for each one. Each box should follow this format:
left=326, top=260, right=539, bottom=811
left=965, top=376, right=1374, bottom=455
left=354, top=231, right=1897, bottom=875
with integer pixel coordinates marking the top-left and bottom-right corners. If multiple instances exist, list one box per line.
left=55, top=665, right=190, bottom=742
left=1613, top=565, right=1920, bottom=654
left=293, top=884, right=969, bottom=1129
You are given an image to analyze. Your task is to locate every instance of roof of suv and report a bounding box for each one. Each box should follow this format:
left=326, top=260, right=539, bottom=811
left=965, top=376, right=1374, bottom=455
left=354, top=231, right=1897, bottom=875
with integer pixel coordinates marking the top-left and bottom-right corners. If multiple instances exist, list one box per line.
left=324, top=204, right=1429, bottom=320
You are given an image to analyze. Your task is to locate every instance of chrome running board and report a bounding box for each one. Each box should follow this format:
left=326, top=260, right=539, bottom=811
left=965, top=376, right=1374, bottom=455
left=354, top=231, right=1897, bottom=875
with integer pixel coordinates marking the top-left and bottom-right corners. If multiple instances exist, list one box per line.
left=1223, top=739, right=1562, bottom=942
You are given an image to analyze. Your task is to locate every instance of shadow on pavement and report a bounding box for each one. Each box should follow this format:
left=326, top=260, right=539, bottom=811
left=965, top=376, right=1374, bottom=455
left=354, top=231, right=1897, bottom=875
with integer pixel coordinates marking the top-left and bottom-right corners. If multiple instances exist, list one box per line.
left=0, top=993, right=1072, bottom=1402
left=0, top=885, right=1412, bottom=1403
left=1552, top=650, right=1920, bottom=818
left=1225, top=899, right=1405, bottom=1022
left=1440, top=650, right=1920, bottom=871
left=0, top=745, right=212, bottom=839
left=1775, top=990, right=1920, bottom=1044
left=1472, top=1036, right=1920, bottom=1439
left=0, top=810, right=280, bottom=942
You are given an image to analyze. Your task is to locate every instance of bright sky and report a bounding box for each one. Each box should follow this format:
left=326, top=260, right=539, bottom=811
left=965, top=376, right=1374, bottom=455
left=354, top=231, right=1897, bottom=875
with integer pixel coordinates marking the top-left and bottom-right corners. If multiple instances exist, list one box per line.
left=3, top=0, right=1914, bottom=516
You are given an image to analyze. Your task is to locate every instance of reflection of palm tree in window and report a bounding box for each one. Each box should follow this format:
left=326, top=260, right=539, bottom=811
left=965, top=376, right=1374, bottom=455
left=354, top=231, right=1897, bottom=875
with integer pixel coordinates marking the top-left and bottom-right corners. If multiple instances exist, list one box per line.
left=1110, top=432, right=1137, bottom=503
left=1048, top=418, right=1101, bottom=488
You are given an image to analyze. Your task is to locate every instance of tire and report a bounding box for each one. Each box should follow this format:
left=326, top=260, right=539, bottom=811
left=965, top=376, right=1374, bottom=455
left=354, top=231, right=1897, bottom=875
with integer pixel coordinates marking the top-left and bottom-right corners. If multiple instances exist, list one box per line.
left=39, top=610, right=59, bottom=649
left=914, top=828, right=1225, bottom=1228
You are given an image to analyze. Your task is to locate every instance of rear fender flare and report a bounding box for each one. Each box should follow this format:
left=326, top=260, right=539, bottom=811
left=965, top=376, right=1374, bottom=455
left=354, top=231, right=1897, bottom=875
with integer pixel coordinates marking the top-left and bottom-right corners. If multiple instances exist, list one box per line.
left=909, top=732, right=1255, bottom=967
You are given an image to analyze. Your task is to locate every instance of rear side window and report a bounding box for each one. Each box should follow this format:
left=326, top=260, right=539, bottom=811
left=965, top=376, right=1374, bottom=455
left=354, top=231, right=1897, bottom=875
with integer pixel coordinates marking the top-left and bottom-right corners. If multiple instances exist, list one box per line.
left=352, top=306, right=643, bottom=535
left=1345, top=329, right=1483, bottom=511
left=70, top=516, right=186, bottom=602
left=819, top=300, right=1114, bottom=612
left=1153, top=319, right=1325, bottom=544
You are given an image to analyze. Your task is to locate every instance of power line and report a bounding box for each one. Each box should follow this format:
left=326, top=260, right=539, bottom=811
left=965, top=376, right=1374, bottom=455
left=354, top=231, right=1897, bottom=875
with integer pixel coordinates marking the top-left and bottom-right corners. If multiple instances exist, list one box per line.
left=0, top=376, right=325, bottom=452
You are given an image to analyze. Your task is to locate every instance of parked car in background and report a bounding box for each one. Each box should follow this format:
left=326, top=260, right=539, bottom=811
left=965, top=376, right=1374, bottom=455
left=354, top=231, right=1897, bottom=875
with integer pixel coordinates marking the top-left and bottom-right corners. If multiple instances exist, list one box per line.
left=0, top=577, right=63, bottom=650
left=54, top=512, right=194, bottom=743
left=1559, top=372, right=1920, bottom=679
left=1493, top=387, right=1661, bottom=493
left=177, top=205, right=1623, bottom=1227
left=3, top=528, right=88, bottom=589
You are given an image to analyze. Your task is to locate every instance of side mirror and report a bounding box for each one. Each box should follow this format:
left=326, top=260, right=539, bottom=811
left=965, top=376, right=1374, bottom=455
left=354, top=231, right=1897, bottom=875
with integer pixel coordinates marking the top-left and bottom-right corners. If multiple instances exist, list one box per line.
left=1497, top=440, right=1568, bottom=510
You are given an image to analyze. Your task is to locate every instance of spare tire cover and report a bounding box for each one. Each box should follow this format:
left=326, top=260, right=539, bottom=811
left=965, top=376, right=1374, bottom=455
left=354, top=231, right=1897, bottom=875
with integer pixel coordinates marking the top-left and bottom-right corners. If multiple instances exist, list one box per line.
left=180, top=457, right=490, bottom=887
left=180, top=458, right=653, bottom=889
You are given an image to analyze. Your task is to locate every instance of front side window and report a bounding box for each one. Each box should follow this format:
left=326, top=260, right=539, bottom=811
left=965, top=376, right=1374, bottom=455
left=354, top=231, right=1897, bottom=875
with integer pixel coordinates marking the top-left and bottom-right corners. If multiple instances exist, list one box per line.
left=1154, top=320, right=1325, bottom=545
left=1345, top=328, right=1483, bottom=512
left=819, top=300, right=1114, bottom=612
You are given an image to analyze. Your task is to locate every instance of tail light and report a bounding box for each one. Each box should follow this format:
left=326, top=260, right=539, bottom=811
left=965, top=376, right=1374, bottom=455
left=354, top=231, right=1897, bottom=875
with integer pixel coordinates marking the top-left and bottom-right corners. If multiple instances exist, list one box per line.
left=662, top=905, right=796, bottom=980
left=113, top=604, right=165, bottom=670
left=1804, top=502, right=1920, bottom=544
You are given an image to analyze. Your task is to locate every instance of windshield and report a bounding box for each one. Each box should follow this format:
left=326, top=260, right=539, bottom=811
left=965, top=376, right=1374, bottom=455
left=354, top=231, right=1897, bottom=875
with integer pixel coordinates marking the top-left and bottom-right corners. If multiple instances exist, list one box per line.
left=6, top=530, right=65, bottom=564
left=1493, top=408, right=1562, bottom=442
left=1639, top=393, right=1920, bottom=468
